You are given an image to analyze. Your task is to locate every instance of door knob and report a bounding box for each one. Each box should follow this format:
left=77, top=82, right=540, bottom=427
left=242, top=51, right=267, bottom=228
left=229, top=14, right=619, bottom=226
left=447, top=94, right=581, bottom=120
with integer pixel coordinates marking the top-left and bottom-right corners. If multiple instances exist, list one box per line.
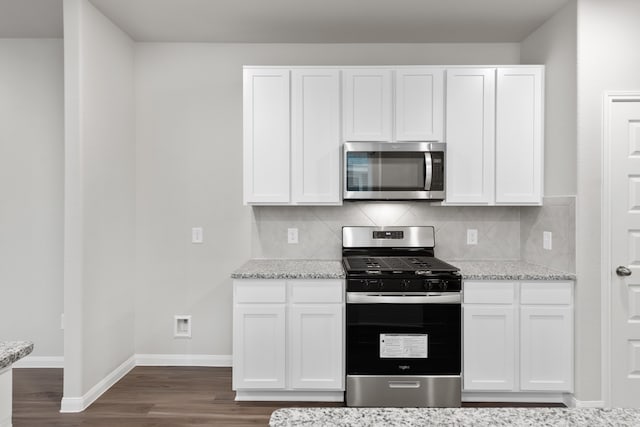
left=616, top=266, right=632, bottom=277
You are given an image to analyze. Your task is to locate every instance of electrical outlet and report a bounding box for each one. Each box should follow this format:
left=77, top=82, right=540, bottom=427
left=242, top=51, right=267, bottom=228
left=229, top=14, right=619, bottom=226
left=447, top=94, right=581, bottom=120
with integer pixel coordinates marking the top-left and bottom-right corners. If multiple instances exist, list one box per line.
left=287, top=228, right=299, bottom=244
left=467, top=229, right=478, bottom=245
left=192, top=227, right=204, bottom=244
left=543, top=231, right=553, bottom=250
left=174, top=315, right=192, bottom=338
left=60, top=313, right=64, bottom=330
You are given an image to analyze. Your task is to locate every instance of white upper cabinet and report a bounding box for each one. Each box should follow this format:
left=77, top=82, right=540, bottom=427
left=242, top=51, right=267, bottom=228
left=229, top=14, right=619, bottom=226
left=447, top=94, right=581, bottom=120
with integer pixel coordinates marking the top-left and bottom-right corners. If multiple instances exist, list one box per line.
left=343, top=69, right=392, bottom=141
left=395, top=68, right=444, bottom=141
left=445, top=68, right=496, bottom=204
left=243, top=67, right=341, bottom=206
left=291, top=69, right=341, bottom=204
left=495, top=67, right=543, bottom=205
left=243, top=69, right=290, bottom=204
left=343, top=68, right=445, bottom=142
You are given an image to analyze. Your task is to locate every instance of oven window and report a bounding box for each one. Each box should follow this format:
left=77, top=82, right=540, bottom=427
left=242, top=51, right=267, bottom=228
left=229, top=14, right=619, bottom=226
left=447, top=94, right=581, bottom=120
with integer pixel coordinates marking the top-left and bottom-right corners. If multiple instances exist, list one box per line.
left=346, top=152, right=426, bottom=191
left=346, top=303, right=461, bottom=375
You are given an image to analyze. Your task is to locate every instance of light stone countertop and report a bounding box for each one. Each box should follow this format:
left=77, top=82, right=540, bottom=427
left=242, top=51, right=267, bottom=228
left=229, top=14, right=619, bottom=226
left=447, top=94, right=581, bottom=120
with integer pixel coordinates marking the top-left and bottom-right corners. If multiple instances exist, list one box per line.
left=231, top=259, right=574, bottom=281
left=270, top=407, right=640, bottom=427
left=231, top=259, right=345, bottom=280
left=0, top=341, right=34, bottom=370
left=450, top=260, right=576, bottom=281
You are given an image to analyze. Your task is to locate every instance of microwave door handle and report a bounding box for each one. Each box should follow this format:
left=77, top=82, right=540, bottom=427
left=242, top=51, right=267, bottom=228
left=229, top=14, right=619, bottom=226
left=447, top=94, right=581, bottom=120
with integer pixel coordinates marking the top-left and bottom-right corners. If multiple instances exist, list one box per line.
left=424, top=152, right=433, bottom=191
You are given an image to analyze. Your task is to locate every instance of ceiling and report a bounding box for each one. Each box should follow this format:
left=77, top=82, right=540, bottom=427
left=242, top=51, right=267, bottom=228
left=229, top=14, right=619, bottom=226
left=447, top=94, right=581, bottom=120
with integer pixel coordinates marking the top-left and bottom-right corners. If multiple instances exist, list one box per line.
left=0, top=0, right=570, bottom=43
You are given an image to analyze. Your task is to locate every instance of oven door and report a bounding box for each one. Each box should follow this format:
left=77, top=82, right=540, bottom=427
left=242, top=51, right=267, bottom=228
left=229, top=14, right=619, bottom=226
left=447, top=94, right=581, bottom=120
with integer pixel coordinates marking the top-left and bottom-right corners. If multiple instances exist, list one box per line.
left=346, top=292, right=461, bottom=376
left=343, top=142, right=445, bottom=200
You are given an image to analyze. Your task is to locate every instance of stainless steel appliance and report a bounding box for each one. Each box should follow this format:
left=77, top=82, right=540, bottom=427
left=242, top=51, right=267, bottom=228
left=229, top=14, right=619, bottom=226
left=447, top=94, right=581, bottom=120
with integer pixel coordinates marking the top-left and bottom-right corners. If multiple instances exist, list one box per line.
left=343, top=142, right=445, bottom=201
left=343, top=226, right=461, bottom=407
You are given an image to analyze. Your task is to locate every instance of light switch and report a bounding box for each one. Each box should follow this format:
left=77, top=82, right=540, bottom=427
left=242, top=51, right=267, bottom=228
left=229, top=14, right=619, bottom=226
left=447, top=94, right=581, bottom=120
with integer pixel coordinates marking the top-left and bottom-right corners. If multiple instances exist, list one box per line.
left=467, top=229, right=478, bottom=245
left=288, top=228, right=299, bottom=244
left=192, top=227, right=204, bottom=244
left=543, top=231, right=552, bottom=250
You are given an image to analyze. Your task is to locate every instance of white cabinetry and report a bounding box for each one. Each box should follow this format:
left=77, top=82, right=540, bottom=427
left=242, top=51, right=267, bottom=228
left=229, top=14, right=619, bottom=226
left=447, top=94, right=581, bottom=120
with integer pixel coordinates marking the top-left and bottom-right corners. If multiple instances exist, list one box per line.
left=343, top=68, right=444, bottom=142
left=446, top=68, right=496, bottom=204
left=243, top=68, right=341, bottom=205
left=343, top=69, right=392, bottom=141
left=496, top=68, right=543, bottom=204
left=233, top=279, right=344, bottom=401
left=243, top=69, right=290, bottom=204
left=291, top=69, right=341, bottom=204
left=395, top=68, right=444, bottom=141
left=445, top=66, right=543, bottom=206
left=519, top=283, right=573, bottom=391
left=463, top=281, right=573, bottom=397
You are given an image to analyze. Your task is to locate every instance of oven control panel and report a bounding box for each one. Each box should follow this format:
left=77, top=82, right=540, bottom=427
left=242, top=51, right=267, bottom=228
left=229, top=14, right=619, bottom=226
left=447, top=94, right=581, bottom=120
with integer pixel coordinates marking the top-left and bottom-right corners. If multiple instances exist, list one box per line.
left=347, top=276, right=461, bottom=292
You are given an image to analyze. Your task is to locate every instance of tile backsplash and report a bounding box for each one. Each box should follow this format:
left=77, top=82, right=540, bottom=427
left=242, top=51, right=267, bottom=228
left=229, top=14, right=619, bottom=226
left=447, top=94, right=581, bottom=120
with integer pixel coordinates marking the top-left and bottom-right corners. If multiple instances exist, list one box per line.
left=251, top=202, right=521, bottom=261
left=520, top=196, right=576, bottom=273
left=251, top=198, right=576, bottom=272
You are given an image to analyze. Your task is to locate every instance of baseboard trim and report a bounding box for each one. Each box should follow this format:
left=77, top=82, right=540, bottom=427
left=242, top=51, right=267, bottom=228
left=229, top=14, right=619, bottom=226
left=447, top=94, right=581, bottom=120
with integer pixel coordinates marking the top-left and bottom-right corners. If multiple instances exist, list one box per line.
left=13, top=356, right=64, bottom=369
left=235, top=390, right=344, bottom=402
left=60, top=355, right=135, bottom=413
left=462, top=391, right=570, bottom=404
left=563, top=395, right=605, bottom=408
left=134, top=353, right=232, bottom=367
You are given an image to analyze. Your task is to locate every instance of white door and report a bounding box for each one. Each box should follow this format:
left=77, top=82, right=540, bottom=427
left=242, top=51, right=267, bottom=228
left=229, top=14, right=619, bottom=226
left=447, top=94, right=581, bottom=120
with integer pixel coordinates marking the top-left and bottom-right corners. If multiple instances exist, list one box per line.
left=289, top=304, right=343, bottom=389
left=495, top=67, right=543, bottom=205
left=445, top=68, right=495, bottom=204
left=343, top=69, right=392, bottom=141
left=463, top=305, right=516, bottom=391
left=606, top=94, right=640, bottom=407
left=232, top=304, right=286, bottom=389
left=291, top=69, right=341, bottom=205
left=395, top=68, right=444, bottom=141
left=243, top=69, right=290, bottom=204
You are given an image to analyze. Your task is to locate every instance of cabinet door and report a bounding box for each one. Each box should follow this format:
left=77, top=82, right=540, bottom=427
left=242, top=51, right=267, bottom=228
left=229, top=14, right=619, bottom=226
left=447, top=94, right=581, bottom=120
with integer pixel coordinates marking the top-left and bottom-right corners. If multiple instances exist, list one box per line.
left=495, top=67, right=543, bottom=205
left=232, top=304, right=286, bottom=389
left=343, top=69, right=392, bottom=141
left=445, top=68, right=496, bottom=204
left=291, top=69, right=341, bottom=204
left=463, top=305, right=516, bottom=391
left=520, top=306, right=573, bottom=391
left=395, top=68, right=444, bottom=141
left=289, top=304, right=343, bottom=390
left=243, top=69, right=290, bottom=204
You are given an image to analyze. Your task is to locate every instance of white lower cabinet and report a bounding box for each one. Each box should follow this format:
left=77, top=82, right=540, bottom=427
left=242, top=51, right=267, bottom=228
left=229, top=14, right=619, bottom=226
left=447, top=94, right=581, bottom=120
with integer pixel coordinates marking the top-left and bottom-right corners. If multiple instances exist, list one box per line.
left=463, top=281, right=573, bottom=397
left=233, top=279, right=344, bottom=401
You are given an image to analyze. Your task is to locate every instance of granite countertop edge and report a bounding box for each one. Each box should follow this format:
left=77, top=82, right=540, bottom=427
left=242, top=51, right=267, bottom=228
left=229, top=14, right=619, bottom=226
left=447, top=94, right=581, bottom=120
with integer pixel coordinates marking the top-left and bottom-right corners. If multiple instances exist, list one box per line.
left=0, top=341, right=34, bottom=370
left=231, top=259, right=575, bottom=281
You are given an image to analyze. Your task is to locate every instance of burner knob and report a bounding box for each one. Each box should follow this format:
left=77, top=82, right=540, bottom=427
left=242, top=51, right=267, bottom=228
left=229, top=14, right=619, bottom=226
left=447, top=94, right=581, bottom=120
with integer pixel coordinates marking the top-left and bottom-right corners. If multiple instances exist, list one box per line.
left=401, top=279, right=411, bottom=290
left=423, top=279, right=440, bottom=291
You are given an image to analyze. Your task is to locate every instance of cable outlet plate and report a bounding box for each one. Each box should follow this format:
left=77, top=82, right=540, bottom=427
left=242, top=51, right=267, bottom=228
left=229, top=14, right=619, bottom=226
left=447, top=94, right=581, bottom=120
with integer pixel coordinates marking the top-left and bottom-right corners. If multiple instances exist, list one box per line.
left=174, top=315, right=192, bottom=338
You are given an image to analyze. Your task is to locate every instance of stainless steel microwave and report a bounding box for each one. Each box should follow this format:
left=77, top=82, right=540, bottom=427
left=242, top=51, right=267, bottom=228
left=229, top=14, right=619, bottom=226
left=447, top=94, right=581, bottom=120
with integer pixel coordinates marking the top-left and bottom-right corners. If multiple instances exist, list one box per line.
left=343, top=142, right=445, bottom=201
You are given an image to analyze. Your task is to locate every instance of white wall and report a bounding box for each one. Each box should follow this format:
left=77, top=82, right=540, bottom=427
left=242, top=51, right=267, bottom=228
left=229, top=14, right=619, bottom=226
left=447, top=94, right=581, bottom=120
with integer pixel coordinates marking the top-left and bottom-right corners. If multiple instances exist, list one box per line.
left=134, top=42, right=520, bottom=357
left=521, top=0, right=577, bottom=197
left=63, top=0, right=136, bottom=400
left=0, top=39, right=64, bottom=358
left=575, top=0, right=640, bottom=402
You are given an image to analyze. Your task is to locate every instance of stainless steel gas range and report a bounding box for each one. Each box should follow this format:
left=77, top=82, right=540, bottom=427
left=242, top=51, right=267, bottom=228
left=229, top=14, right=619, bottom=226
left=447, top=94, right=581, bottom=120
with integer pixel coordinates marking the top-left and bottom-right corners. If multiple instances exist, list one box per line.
left=342, top=226, right=462, bottom=407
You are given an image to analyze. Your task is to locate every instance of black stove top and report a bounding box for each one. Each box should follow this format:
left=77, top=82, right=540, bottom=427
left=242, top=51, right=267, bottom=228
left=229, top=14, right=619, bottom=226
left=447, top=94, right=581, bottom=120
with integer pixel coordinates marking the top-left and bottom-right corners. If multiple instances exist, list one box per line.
left=343, top=256, right=458, bottom=274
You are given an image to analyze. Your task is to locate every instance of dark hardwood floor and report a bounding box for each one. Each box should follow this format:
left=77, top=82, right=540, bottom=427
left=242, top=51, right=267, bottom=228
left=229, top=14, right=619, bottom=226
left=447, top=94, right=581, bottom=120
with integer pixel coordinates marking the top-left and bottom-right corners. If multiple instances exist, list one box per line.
left=12, top=367, right=564, bottom=427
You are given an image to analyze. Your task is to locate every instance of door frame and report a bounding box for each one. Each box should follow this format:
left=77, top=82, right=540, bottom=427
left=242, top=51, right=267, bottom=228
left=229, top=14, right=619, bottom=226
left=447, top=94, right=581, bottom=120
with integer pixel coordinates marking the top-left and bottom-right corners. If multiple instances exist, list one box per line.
left=601, top=91, right=640, bottom=407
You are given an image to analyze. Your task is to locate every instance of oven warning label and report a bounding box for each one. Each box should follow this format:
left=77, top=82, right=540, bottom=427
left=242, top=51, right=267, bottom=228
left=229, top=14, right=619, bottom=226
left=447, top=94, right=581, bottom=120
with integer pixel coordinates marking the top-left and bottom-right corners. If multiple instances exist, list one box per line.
left=380, top=334, right=428, bottom=358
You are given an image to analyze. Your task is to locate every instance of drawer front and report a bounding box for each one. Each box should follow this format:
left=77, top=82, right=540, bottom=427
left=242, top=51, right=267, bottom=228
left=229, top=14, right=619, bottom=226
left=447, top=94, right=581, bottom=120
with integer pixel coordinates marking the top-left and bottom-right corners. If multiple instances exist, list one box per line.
left=289, top=280, right=344, bottom=303
left=234, top=280, right=286, bottom=303
left=520, top=282, right=573, bottom=305
left=464, top=281, right=515, bottom=304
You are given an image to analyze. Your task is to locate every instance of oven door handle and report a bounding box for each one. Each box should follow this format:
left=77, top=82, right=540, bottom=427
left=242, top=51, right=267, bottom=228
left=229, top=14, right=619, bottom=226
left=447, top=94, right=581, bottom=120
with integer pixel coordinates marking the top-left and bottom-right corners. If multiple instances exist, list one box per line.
left=347, top=292, right=460, bottom=304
